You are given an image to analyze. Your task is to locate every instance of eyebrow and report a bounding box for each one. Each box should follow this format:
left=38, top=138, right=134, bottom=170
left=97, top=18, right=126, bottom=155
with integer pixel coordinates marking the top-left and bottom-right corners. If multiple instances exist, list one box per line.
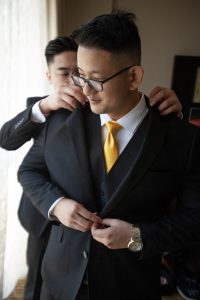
left=57, top=67, right=72, bottom=71
left=77, top=66, right=102, bottom=75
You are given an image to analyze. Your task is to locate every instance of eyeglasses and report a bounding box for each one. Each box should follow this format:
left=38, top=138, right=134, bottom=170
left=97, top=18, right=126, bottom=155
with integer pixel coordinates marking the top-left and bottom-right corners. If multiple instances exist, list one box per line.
left=71, top=64, right=135, bottom=92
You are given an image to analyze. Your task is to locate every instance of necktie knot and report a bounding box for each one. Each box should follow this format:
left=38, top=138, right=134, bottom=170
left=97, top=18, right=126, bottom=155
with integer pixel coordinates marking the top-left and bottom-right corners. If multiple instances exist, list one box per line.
left=105, top=121, right=122, bottom=132
left=104, top=121, right=122, bottom=173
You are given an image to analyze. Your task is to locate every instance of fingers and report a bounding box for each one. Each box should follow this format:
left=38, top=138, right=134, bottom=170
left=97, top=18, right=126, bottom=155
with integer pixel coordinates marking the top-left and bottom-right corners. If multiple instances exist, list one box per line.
left=149, top=86, right=182, bottom=115
left=69, top=207, right=102, bottom=232
left=61, top=84, right=87, bottom=106
left=91, top=219, right=116, bottom=245
left=69, top=213, right=93, bottom=232
left=91, top=219, right=133, bottom=249
left=156, top=96, right=178, bottom=112
left=57, top=84, right=88, bottom=111
left=157, top=97, right=182, bottom=115
left=91, top=222, right=112, bottom=246
left=149, top=86, right=163, bottom=101
left=79, top=206, right=102, bottom=224
left=59, top=95, right=78, bottom=111
left=43, top=84, right=88, bottom=113
left=149, top=86, right=172, bottom=106
left=53, top=198, right=102, bottom=232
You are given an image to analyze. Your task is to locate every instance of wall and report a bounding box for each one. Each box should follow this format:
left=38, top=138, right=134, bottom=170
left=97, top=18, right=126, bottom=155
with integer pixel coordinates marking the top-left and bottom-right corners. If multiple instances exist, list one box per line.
left=57, top=0, right=113, bottom=36
left=58, top=0, right=200, bottom=95
left=113, top=0, right=200, bottom=94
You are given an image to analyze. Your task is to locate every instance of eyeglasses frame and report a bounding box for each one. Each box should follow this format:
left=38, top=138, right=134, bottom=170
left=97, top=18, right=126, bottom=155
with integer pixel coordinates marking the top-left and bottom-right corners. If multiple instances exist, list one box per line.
left=71, top=64, right=135, bottom=92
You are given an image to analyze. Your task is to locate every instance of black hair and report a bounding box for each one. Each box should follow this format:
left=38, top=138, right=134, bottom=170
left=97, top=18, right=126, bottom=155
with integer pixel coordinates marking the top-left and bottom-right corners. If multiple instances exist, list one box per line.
left=76, top=10, right=141, bottom=65
left=45, top=35, right=78, bottom=65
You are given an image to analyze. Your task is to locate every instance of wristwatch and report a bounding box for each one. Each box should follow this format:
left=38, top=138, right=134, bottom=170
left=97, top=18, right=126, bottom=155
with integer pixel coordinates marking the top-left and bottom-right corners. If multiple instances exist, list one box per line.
left=127, top=224, right=143, bottom=252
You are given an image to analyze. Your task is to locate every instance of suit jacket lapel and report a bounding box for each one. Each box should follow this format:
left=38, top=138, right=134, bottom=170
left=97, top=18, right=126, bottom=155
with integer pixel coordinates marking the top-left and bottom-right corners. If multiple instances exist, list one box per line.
left=83, top=106, right=108, bottom=212
left=101, top=106, right=167, bottom=217
left=83, top=107, right=105, bottom=185
left=66, top=105, right=97, bottom=209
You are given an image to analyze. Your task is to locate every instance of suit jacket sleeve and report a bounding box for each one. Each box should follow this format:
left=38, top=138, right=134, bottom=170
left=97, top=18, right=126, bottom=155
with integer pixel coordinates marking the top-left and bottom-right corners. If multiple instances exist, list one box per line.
left=139, top=128, right=200, bottom=259
left=0, top=97, right=46, bottom=150
left=17, top=121, right=65, bottom=218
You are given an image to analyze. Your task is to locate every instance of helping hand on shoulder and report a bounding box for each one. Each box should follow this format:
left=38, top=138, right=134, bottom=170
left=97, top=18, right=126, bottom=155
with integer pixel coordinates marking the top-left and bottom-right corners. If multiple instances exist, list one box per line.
left=149, top=86, right=182, bottom=117
left=39, top=83, right=182, bottom=116
left=39, top=83, right=88, bottom=114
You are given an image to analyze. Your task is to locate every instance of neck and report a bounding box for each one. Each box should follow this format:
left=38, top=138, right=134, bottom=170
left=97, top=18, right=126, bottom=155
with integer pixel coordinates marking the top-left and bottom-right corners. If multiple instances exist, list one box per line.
left=109, top=91, right=141, bottom=121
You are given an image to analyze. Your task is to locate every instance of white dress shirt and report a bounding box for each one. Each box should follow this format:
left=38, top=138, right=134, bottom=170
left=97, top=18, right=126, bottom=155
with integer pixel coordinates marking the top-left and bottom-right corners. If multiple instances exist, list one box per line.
left=31, top=101, right=47, bottom=123
left=100, top=94, right=148, bottom=153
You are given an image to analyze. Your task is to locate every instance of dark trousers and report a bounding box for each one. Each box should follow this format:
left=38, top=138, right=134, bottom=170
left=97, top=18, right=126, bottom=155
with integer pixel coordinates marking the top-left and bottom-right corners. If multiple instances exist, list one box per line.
left=24, top=226, right=50, bottom=300
left=181, top=246, right=200, bottom=274
left=165, top=245, right=200, bottom=274
left=40, top=282, right=89, bottom=300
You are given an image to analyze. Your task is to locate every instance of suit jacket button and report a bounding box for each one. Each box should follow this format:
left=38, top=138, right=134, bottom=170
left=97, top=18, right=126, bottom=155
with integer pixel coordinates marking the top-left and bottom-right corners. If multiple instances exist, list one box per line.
left=83, top=251, right=88, bottom=258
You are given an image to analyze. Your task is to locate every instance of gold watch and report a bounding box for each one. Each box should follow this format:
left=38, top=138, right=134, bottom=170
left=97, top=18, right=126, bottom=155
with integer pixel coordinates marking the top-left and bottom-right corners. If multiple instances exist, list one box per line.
left=127, top=225, right=143, bottom=252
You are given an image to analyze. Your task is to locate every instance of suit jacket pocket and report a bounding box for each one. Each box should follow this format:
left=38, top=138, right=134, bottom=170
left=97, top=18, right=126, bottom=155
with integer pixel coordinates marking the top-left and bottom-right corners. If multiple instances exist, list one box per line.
left=53, top=225, right=64, bottom=243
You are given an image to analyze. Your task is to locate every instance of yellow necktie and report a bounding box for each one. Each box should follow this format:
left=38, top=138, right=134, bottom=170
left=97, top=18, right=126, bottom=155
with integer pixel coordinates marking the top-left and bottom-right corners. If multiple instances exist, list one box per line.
left=104, top=121, right=122, bottom=173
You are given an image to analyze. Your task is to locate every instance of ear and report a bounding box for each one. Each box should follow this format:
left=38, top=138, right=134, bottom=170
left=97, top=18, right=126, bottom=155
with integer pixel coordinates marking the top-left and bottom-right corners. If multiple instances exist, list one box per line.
left=129, top=66, right=144, bottom=91
left=46, top=70, right=52, bottom=84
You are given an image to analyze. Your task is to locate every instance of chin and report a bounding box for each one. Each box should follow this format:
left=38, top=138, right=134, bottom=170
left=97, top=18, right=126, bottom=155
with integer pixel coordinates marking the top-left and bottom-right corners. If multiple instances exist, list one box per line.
left=90, top=104, right=105, bottom=115
left=90, top=107, right=103, bottom=115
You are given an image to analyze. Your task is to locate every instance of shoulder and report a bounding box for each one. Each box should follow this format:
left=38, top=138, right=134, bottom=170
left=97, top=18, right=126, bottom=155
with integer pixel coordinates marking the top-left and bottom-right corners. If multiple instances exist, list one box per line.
left=26, top=96, right=48, bottom=107
left=149, top=103, right=199, bottom=148
left=159, top=114, right=200, bottom=155
left=48, top=102, right=91, bottom=120
left=164, top=113, right=199, bottom=136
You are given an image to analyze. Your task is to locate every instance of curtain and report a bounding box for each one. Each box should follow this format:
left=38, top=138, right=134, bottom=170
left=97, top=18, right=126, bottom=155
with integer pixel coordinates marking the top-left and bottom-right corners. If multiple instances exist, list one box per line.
left=0, top=0, right=49, bottom=298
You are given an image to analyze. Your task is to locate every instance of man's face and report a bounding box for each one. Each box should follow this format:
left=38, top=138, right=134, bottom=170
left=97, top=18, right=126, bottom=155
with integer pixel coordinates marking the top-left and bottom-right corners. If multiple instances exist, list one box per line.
left=47, top=51, right=77, bottom=89
left=77, top=46, right=140, bottom=120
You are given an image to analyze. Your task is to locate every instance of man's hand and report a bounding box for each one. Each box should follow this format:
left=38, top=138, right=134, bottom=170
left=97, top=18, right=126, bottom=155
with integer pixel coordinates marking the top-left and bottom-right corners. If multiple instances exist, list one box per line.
left=52, top=198, right=102, bottom=232
left=39, top=83, right=88, bottom=114
left=91, top=218, right=132, bottom=249
left=149, top=86, right=182, bottom=117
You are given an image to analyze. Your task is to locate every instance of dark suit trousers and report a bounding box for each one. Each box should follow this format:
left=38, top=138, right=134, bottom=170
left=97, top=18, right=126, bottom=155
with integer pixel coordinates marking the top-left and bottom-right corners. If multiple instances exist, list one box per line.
left=24, top=227, right=50, bottom=300
left=168, top=246, right=200, bottom=274
left=40, top=283, right=89, bottom=300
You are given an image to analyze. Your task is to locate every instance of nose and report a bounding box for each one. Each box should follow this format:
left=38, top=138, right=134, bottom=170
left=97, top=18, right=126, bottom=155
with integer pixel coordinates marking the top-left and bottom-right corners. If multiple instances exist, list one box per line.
left=82, top=82, right=96, bottom=97
left=66, top=75, right=74, bottom=85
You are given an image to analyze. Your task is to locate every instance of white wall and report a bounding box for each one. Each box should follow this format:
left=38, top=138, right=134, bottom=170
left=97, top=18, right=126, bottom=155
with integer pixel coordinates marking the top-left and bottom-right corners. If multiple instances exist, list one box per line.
left=114, top=0, right=200, bottom=94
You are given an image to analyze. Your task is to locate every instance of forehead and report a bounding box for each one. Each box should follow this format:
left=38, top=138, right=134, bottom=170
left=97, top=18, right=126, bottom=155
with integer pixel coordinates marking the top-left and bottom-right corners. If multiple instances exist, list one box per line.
left=77, top=46, right=118, bottom=74
left=50, top=51, right=77, bottom=69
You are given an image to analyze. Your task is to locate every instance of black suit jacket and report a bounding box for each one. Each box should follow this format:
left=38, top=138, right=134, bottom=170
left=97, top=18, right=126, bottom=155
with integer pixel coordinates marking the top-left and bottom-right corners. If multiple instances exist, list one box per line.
left=0, top=97, right=48, bottom=237
left=18, top=100, right=200, bottom=300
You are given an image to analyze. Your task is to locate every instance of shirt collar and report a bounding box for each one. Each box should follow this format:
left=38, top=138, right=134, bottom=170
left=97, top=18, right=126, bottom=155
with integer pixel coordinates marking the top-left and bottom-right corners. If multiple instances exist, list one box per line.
left=100, top=94, right=148, bottom=134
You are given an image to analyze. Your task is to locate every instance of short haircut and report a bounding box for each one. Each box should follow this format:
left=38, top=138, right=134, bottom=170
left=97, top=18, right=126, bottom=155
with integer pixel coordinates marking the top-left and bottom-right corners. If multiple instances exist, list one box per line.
left=45, top=35, right=78, bottom=65
left=76, top=10, right=141, bottom=65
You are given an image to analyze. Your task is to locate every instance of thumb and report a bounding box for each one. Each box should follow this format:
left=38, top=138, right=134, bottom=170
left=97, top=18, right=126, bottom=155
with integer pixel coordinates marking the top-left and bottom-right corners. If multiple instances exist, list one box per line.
left=101, top=218, right=115, bottom=227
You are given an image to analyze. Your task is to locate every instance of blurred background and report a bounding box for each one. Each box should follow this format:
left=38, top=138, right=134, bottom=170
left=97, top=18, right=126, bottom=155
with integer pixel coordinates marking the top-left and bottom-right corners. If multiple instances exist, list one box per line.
left=0, top=0, right=200, bottom=298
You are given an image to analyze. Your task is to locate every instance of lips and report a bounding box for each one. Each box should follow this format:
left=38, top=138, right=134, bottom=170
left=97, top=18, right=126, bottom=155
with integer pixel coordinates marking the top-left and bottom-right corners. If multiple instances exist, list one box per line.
left=88, top=97, right=100, bottom=102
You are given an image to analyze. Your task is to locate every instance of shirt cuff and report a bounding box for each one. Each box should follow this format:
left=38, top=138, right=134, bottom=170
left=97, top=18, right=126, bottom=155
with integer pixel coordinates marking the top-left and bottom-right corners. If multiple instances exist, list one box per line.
left=31, top=101, right=48, bottom=123
left=48, top=197, right=65, bottom=220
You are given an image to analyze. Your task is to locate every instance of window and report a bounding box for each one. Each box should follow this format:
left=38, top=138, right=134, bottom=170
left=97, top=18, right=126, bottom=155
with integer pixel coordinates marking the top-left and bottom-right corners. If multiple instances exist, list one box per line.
left=0, top=1, right=48, bottom=297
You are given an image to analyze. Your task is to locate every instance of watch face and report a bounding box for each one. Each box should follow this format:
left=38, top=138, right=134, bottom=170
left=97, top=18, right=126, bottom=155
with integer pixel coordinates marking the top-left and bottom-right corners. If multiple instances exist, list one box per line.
left=128, top=241, right=141, bottom=252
